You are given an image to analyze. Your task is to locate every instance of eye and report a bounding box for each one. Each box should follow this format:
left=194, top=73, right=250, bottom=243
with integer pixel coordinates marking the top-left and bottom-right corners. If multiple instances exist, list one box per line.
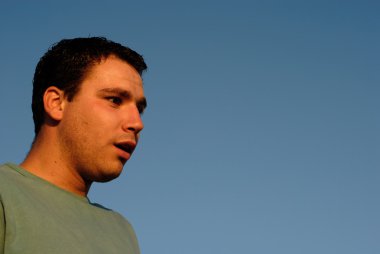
left=107, top=97, right=122, bottom=105
left=137, top=105, right=145, bottom=115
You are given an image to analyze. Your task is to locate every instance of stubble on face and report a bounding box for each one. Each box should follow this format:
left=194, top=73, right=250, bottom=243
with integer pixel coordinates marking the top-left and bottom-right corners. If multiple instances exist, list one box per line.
left=56, top=56, right=145, bottom=184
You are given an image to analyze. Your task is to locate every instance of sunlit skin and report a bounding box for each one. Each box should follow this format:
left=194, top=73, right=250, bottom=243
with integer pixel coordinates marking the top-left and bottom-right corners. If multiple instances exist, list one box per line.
left=21, top=55, right=146, bottom=197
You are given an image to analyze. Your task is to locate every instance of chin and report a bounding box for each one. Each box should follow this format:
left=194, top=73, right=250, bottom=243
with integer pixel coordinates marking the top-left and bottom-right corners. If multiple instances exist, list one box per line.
left=94, top=170, right=122, bottom=183
left=92, top=162, right=124, bottom=182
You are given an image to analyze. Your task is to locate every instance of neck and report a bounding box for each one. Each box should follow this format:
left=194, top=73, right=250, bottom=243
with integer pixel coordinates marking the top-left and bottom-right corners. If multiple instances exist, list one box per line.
left=21, top=130, right=91, bottom=197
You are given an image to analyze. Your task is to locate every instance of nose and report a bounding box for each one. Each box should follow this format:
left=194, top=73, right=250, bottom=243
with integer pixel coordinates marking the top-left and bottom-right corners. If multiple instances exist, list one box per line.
left=121, top=106, right=144, bottom=134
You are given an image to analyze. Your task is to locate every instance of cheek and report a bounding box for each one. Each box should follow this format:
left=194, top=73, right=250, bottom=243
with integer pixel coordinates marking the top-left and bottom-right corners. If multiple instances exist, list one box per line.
left=63, top=100, right=121, bottom=139
left=91, top=102, right=123, bottom=126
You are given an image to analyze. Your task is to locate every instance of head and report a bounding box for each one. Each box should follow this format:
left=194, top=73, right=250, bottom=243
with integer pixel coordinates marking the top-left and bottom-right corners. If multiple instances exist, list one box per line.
left=29, top=37, right=147, bottom=183
left=32, top=37, right=147, bottom=135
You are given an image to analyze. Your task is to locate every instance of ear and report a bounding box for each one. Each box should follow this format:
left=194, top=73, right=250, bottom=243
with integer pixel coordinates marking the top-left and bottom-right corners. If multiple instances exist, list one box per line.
left=43, top=86, right=66, bottom=121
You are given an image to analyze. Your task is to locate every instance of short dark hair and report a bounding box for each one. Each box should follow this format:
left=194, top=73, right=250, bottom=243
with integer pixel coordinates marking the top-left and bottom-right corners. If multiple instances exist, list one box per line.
left=32, top=37, right=147, bottom=135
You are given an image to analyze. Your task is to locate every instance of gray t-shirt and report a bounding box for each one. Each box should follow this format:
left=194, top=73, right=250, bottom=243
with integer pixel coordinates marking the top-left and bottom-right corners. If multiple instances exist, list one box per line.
left=0, top=163, right=140, bottom=254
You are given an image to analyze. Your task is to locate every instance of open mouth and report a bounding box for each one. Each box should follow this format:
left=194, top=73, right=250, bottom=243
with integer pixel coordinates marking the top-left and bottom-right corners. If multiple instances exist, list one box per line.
left=115, top=142, right=135, bottom=154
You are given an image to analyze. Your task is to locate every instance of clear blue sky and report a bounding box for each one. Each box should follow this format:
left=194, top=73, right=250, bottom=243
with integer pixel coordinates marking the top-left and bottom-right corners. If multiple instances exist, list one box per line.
left=0, top=1, right=379, bottom=253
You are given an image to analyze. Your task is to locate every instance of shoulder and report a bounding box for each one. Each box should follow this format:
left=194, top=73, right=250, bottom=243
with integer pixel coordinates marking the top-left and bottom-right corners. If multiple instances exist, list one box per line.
left=89, top=201, right=136, bottom=231
left=0, top=163, right=21, bottom=175
left=90, top=201, right=132, bottom=225
left=0, top=163, right=34, bottom=201
left=0, top=163, right=18, bottom=185
left=0, top=163, right=12, bottom=173
left=0, top=163, right=28, bottom=185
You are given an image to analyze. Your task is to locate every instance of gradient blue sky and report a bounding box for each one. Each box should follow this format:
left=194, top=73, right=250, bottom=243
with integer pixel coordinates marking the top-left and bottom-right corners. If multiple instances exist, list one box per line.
left=0, top=1, right=379, bottom=253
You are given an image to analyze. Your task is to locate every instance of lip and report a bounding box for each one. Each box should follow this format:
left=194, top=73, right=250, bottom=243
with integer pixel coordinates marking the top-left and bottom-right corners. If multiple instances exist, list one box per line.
left=114, top=141, right=136, bottom=160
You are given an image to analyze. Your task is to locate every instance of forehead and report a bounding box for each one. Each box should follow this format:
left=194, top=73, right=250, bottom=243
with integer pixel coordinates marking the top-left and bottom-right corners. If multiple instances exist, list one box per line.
left=84, top=55, right=143, bottom=86
left=74, top=55, right=145, bottom=101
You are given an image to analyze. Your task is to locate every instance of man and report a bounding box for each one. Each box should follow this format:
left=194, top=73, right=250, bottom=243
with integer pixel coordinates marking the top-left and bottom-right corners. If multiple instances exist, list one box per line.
left=0, top=37, right=147, bottom=253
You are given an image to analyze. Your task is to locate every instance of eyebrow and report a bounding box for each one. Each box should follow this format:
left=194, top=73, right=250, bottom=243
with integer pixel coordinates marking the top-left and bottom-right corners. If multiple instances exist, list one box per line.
left=98, top=87, right=147, bottom=112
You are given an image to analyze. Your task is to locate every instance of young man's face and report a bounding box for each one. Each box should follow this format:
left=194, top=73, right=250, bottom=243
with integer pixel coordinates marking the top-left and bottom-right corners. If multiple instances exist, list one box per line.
left=57, top=55, right=146, bottom=183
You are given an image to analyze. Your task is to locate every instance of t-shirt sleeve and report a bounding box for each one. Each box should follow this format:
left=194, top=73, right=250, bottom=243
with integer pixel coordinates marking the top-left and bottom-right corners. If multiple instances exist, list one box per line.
left=0, top=199, right=4, bottom=254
